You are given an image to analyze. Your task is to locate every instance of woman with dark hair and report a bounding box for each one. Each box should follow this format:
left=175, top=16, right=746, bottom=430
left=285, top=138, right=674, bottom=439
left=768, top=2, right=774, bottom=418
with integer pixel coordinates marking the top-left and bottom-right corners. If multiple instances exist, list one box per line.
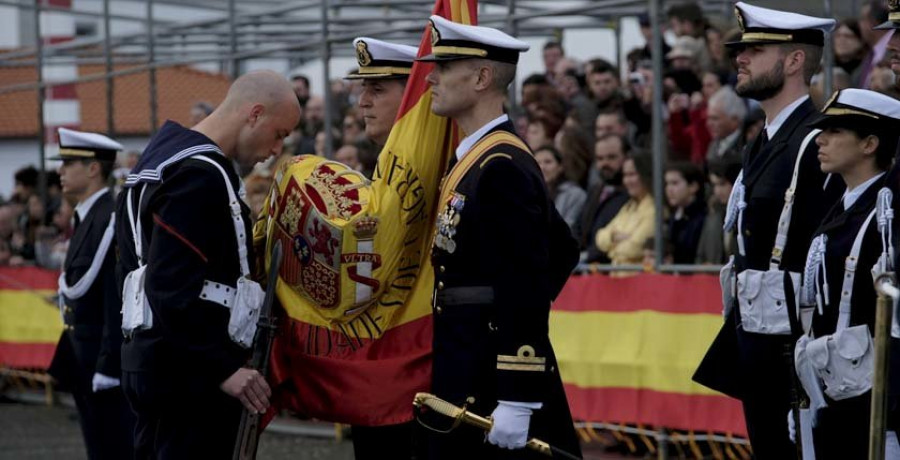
left=554, top=125, right=592, bottom=188
left=595, top=152, right=655, bottom=273
left=664, top=161, right=707, bottom=264
left=534, top=145, right=586, bottom=229
left=833, top=19, right=868, bottom=84
left=793, top=89, right=900, bottom=458
left=696, top=159, right=742, bottom=264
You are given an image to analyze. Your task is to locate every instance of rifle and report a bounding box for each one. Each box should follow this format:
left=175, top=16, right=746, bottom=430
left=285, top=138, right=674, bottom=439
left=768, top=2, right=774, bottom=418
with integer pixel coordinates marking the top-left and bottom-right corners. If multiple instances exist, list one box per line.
left=233, top=240, right=284, bottom=460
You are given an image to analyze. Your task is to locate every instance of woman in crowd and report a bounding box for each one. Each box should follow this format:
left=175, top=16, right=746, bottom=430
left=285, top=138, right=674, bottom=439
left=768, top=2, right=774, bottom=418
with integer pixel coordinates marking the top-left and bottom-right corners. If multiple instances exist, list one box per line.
left=696, top=159, right=741, bottom=264
left=534, top=145, right=586, bottom=229
left=526, top=112, right=563, bottom=151
left=595, top=152, right=655, bottom=273
left=664, top=162, right=706, bottom=264
left=795, top=89, right=900, bottom=458
left=833, top=19, right=868, bottom=84
left=555, top=125, right=593, bottom=188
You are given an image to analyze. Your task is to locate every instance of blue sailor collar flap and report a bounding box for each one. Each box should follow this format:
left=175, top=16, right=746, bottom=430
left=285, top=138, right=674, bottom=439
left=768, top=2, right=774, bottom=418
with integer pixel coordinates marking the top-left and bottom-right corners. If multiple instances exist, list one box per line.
left=125, top=121, right=224, bottom=187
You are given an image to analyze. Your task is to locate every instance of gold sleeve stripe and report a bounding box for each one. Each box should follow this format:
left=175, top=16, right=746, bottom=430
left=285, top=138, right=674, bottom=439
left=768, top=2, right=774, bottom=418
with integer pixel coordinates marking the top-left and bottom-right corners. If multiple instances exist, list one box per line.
left=479, top=153, right=512, bottom=169
left=497, top=363, right=546, bottom=372
left=497, top=354, right=546, bottom=364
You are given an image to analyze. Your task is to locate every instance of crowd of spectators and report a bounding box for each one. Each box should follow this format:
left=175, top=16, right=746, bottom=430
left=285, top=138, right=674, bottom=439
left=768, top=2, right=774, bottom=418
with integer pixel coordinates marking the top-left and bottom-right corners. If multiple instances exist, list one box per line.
left=2, top=1, right=897, bottom=274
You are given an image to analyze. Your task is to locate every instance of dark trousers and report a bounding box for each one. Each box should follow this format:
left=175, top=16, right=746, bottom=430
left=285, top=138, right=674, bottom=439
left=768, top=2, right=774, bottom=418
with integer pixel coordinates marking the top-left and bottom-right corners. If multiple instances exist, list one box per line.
left=812, top=393, right=870, bottom=460
left=735, top=329, right=797, bottom=459
left=123, top=371, right=242, bottom=460
left=72, top=384, right=136, bottom=460
left=352, top=421, right=425, bottom=460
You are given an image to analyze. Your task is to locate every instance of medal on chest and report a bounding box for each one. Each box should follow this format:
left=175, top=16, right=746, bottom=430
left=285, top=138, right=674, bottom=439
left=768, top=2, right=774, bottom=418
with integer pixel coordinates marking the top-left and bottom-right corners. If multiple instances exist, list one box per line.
left=434, top=192, right=465, bottom=254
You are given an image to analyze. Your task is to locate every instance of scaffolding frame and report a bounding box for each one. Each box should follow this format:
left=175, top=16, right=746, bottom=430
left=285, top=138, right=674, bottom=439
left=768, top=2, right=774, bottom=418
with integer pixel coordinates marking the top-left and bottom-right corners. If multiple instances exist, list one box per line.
left=0, top=0, right=838, bottom=275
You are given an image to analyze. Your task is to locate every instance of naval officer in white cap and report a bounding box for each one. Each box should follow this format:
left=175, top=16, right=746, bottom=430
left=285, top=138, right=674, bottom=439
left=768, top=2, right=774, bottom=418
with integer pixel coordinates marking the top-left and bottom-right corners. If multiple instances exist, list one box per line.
left=793, top=88, right=900, bottom=459
left=418, top=15, right=581, bottom=460
left=47, top=127, right=136, bottom=459
left=693, top=2, right=846, bottom=458
left=347, top=37, right=418, bottom=148
left=345, top=35, right=423, bottom=460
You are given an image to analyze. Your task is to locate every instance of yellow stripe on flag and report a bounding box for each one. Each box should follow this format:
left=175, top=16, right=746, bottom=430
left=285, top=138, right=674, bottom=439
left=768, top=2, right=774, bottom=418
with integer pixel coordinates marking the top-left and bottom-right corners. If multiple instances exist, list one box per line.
left=0, top=290, right=62, bottom=343
left=550, top=310, right=725, bottom=395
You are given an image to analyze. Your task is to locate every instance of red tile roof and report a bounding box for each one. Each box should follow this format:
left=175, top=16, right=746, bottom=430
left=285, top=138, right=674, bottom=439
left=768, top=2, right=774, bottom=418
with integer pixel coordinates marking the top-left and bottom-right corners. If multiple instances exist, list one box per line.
left=0, top=62, right=231, bottom=138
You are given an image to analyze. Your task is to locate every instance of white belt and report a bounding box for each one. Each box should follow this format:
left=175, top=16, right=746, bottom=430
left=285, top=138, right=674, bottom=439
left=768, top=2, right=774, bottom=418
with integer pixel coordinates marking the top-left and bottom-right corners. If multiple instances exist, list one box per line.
left=200, top=280, right=235, bottom=309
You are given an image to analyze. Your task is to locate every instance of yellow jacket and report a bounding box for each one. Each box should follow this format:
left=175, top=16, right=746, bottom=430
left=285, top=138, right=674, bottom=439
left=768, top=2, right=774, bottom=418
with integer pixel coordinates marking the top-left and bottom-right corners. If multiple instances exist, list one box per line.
left=595, top=194, right=656, bottom=267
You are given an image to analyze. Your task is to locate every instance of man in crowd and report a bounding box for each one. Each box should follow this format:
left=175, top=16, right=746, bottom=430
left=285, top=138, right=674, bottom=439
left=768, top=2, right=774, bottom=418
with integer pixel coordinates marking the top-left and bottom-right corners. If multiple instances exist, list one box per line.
left=116, top=70, right=300, bottom=458
left=420, top=15, right=581, bottom=459
left=542, top=41, right=564, bottom=85
left=577, top=134, right=630, bottom=264
left=48, top=128, right=134, bottom=459
left=694, top=3, right=843, bottom=457
left=857, top=0, right=892, bottom=88
left=705, top=87, right=746, bottom=165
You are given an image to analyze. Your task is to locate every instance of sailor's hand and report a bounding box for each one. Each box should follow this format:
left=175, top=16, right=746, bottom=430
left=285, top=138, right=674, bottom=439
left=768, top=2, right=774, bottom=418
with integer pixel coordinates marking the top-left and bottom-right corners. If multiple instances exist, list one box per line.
left=487, top=402, right=532, bottom=449
left=787, top=410, right=796, bottom=443
left=221, top=368, right=271, bottom=414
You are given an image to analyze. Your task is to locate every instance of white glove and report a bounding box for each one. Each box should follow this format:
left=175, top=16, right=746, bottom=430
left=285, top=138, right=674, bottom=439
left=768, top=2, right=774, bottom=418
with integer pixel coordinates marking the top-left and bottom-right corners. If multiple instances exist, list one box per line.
left=487, top=401, right=535, bottom=449
left=91, top=372, right=121, bottom=392
left=787, top=410, right=796, bottom=443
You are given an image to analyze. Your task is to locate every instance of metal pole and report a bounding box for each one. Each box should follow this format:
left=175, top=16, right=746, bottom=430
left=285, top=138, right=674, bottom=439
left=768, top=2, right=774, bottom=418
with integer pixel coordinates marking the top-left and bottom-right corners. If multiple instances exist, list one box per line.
left=656, top=428, right=669, bottom=460
left=823, top=0, right=833, bottom=97
left=103, top=0, right=114, bottom=136
left=506, top=0, right=518, bottom=109
left=147, top=0, right=158, bottom=134
left=649, top=0, right=665, bottom=270
left=869, top=273, right=896, bottom=460
left=228, top=0, right=239, bottom=79
left=35, top=0, right=47, bottom=204
left=615, top=17, right=623, bottom=75
left=321, top=0, right=333, bottom=159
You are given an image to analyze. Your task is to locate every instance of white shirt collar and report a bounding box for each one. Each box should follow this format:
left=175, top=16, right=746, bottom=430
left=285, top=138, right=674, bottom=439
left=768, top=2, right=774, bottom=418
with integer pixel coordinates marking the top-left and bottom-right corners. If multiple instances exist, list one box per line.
left=455, top=114, right=510, bottom=161
left=765, top=95, right=809, bottom=140
left=843, top=172, right=885, bottom=210
left=873, top=31, right=893, bottom=63
left=74, top=188, right=109, bottom=222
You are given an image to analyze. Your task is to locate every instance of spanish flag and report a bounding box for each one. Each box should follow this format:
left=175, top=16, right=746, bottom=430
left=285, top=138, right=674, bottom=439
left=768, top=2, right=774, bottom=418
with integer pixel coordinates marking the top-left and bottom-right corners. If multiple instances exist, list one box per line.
left=254, top=0, right=477, bottom=426
left=0, top=267, right=61, bottom=369
left=551, top=273, right=747, bottom=437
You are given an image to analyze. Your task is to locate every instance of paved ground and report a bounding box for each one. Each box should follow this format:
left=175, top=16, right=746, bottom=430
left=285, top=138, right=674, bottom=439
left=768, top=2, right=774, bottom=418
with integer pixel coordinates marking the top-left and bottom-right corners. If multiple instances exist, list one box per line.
left=0, top=395, right=629, bottom=459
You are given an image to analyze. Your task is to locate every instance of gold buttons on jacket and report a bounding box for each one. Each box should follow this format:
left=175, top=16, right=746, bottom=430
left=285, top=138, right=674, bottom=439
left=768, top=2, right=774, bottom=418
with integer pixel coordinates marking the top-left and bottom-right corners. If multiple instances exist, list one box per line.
left=437, top=281, right=444, bottom=290
left=435, top=306, right=443, bottom=314
left=439, top=265, right=446, bottom=273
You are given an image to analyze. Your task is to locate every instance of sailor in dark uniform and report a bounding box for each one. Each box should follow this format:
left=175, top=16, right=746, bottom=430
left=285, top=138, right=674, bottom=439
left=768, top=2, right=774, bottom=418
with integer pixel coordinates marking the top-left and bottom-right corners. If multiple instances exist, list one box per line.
left=47, top=128, right=135, bottom=459
left=417, top=16, right=581, bottom=459
left=344, top=36, right=423, bottom=460
left=693, top=3, right=845, bottom=458
left=793, top=89, right=900, bottom=459
left=115, top=70, right=300, bottom=458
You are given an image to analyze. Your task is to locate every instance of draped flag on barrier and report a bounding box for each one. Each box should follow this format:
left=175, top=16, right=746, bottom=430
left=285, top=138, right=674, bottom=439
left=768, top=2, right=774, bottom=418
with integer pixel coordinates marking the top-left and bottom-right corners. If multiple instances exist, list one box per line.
left=253, top=0, right=476, bottom=426
left=0, top=267, right=61, bottom=368
left=551, top=273, right=748, bottom=437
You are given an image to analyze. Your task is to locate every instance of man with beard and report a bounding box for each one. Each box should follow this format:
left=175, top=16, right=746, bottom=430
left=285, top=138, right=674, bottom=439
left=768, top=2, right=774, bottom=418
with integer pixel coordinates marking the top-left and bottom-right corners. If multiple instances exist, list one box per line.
left=577, top=134, right=630, bottom=263
left=693, top=3, right=844, bottom=457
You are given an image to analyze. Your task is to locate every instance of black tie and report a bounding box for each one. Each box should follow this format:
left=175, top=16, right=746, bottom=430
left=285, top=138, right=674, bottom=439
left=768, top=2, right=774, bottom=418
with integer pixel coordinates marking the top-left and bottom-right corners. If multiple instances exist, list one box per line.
left=759, top=130, right=770, bottom=148
left=73, top=213, right=81, bottom=231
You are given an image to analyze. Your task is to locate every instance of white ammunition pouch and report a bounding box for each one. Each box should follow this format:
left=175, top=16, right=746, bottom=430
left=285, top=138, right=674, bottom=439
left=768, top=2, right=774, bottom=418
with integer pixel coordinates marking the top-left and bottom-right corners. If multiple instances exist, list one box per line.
left=737, top=269, right=800, bottom=335
left=736, top=129, right=820, bottom=336
left=122, top=186, right=153, bottom=335
left=806, top=325, right=874, bottom=401
left=192, top=155, right=260, bottom=349
left=796, top=208, right=879, bottom=403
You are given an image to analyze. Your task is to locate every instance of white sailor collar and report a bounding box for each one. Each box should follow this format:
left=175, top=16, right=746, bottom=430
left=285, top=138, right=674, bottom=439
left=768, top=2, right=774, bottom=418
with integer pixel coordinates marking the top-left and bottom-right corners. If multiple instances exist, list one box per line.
left=765, top=95, right=809, bottom=140
left=75, top=187, right=109, bottom=222
left=455, top=114, right=510, bottom=162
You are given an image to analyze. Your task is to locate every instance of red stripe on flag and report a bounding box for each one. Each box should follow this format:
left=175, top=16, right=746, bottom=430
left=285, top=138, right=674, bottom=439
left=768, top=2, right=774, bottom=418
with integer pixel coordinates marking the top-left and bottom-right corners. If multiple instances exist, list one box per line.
left=0, top=342, right=57, bottom=369
left=554, top=274, right=723, bottom=315
left=0, top=267, right=59, bottom=290
left=269, top=315, right=432, bottom=426
left=564, top=384, right=747, bottom=437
